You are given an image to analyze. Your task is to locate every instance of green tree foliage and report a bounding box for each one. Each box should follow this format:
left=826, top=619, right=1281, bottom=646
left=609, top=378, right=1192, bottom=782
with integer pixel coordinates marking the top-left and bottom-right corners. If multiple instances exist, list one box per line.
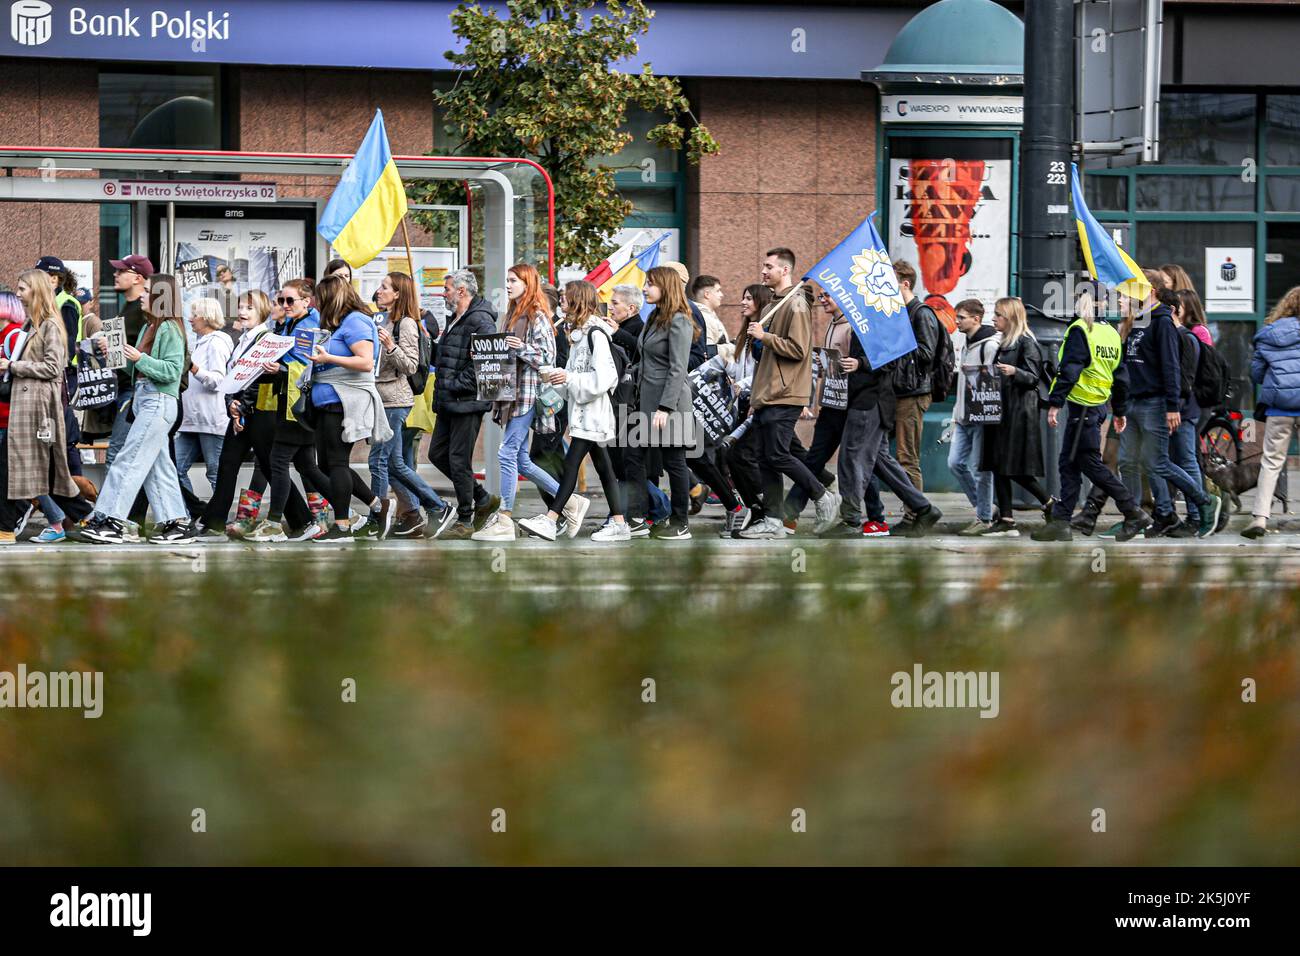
left=407, top=0, right=719, bottom=272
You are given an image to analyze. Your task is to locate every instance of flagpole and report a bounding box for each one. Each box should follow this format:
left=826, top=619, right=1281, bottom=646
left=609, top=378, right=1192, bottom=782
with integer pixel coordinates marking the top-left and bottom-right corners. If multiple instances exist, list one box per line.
left=400, top=216, right=415, bottom=280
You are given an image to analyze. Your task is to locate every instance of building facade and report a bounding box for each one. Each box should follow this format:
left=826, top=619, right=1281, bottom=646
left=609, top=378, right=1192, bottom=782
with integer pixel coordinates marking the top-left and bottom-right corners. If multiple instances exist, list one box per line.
left=1, top=0, right=1297, bottom=429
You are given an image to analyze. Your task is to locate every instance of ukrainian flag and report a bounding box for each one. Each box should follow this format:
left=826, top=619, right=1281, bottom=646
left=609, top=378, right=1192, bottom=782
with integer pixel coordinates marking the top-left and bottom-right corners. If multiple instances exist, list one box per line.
left=1071, top=163, right=1151, bottom=301
left=318, top=110, right=408, bottom=268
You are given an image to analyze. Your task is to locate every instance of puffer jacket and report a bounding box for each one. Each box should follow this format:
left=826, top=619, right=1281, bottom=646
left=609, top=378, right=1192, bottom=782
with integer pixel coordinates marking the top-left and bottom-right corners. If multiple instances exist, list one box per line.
left=1252, top=315, right=1300, bottom=412
left=434, top=296, right=498, bottom=415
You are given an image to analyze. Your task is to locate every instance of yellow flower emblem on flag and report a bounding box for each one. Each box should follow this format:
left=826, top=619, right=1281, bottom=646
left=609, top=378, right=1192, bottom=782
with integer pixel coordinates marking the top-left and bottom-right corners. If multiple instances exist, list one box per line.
left=849, top=249, right=904, bottom=317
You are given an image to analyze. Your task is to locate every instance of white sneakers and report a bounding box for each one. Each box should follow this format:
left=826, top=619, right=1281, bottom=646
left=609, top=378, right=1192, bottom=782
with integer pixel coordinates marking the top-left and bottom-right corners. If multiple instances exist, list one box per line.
left=561, top=495, right=590, bottom=539
left=738, top=516, right=789, bottom=539
left=590, top=521, right=631, bottom=542
left=813, top=490, right=843, bottom=535
left=517, top=514, right=558, bottom=541
left=471, top=512, right=517, bottom=541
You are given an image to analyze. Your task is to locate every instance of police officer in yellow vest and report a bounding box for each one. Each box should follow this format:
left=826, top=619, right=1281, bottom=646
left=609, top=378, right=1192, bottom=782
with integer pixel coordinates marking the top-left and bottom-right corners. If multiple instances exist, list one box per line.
left=35, top=256, right=83, bottom=368
left=1033, top=281, right=1154, bottom=542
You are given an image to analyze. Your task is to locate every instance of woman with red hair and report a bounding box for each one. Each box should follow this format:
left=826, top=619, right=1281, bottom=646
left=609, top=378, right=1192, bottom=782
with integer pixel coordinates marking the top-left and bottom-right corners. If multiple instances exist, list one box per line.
left=473, top=262, right=562, bottom=541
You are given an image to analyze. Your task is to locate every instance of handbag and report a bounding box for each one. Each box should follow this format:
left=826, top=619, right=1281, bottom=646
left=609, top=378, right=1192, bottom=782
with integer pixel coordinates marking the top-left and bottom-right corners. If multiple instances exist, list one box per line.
left=534, top=381, right=564, bottom=419
left=291, top=382, right=319, bottom=430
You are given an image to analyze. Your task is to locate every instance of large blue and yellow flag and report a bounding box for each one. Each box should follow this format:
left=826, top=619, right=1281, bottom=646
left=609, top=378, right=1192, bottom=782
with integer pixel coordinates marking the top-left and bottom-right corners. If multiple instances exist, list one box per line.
left=318, top=110, right=408, bottom=268
left=804, top=212, right=917, bottom=368
left=1071, top=163, right=1151, bottom=301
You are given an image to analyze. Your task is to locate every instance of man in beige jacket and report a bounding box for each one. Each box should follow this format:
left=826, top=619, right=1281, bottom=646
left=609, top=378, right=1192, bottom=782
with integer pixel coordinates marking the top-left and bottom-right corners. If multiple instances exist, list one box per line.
left=738, top=247, right=842, bottom=538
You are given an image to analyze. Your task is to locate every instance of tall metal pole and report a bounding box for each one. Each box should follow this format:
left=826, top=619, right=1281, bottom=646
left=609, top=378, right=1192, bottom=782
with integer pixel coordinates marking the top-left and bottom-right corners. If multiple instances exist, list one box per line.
left=1019, top=0, right=1076, bottom=496
left=1019, top=0, right=1075, bottom=329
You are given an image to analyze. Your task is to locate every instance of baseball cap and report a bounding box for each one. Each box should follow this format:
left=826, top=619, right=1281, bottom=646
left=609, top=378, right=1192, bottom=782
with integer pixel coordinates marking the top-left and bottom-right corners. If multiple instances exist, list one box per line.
left=34, top=255, right=66, bottom=275
left=109, top=254, right=155, bottom=278
left=75, top=287, right=93, bottom=305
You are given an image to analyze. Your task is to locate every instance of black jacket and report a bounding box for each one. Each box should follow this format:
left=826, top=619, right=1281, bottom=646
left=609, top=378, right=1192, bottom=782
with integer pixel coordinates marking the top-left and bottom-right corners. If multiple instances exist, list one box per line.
left=434, top=296, right=498, bottom=415
left=687, top=301, right=709, bottom=370
left=613, top=314, right=645, bottom=360
left=845, top=332, right=892, bottom=413
left=980, top=335, right=1044, bottom=478
left=891, top=297, right=941, bottom=398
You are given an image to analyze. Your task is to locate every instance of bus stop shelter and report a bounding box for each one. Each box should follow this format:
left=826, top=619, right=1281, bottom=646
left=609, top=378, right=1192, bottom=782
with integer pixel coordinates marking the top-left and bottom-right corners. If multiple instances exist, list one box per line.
left=0, top=146, right=556, bottom=494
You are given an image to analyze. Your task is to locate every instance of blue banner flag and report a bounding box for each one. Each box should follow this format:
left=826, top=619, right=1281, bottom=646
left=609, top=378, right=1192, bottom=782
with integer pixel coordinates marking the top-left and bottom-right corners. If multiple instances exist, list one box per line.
left=804, top=212, right=916, bottom=368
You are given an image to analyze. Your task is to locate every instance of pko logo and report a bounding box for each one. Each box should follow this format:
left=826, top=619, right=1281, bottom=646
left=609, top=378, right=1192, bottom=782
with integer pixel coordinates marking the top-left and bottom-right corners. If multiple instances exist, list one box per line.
left=10, top=0, right=52, bottom=46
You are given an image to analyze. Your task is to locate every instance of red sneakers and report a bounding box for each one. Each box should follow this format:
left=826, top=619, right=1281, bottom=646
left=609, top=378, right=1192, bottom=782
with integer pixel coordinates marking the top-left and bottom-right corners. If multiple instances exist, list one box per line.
left=862, top=521, right=890, bottom=537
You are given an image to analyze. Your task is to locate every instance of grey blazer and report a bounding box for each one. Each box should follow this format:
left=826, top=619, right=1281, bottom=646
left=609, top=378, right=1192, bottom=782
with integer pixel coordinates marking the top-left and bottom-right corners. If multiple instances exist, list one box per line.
left=635, top=311, right=698, bottom=449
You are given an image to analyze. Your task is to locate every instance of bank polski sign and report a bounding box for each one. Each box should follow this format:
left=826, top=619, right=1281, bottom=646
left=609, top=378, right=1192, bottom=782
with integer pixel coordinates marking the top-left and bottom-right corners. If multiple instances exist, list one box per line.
left=9, top=1, right=229, bottom=48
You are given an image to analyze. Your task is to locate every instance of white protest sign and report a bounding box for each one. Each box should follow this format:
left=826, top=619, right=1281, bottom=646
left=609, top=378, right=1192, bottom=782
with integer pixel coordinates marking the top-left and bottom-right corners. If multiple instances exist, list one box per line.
left=221, top=333, right=295, bottom=393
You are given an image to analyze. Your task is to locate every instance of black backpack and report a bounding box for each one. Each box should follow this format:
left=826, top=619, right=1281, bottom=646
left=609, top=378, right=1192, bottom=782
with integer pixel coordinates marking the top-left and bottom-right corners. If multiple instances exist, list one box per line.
left=401, top=314, right=433, bottom=396
left=587, top=326, right=634, bottom=406
left=929, top=319, right=957, bottom=403
left=1192, top=336, right=1231, bottom=409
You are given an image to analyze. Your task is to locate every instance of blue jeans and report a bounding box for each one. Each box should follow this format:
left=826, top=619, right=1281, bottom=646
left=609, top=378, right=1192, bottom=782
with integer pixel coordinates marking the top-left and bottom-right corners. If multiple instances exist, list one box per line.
left=498, top=406, right=559, bottom=511
left=37, top=494, right=65, bottom=525
left=94, top=381, right=187, bottom=523
left=948, top=421, right=994, bottom=522
left=105, top=386, right=134, bottom=467
left=174, top=431, right=223, bottom=495
left=1169, top=419, right=1204, bottom=523
left=1120, top=397, right=1208, bottom=520
left=370, top=407, right=445, bottom=511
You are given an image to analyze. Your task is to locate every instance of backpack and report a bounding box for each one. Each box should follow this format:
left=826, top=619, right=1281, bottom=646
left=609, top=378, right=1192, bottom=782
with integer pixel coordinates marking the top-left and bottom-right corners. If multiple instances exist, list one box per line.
left=401, top=314, right=433, bottom=396
left=929, top=323, right=958, bottom=403
left=587, top=326, right=634, bottom=405
left=1192, top=336, right=1230, bottom=409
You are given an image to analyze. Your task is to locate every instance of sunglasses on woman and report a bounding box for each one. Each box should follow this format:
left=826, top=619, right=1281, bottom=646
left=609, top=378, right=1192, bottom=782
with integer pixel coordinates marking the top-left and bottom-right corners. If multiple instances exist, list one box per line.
left=277, top=296, right=300, bottom=306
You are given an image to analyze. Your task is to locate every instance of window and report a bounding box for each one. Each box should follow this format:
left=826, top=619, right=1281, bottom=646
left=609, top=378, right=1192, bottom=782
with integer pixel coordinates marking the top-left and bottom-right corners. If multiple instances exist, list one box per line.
left=99, top=66, right=225, bottom=150
left=1265, top=95, right=1300, bottom=167
left=1084, top=174, right=1126, bottom=212
left=1158, top=92, right=1255, bottom=167
left=1135, top=221, right=1255, bottom=296
left=1135, top=175, right=1254, bottom=212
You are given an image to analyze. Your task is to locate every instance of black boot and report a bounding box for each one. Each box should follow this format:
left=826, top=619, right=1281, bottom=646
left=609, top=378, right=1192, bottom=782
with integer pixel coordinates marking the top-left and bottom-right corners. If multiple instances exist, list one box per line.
left=1031, top=516, right=1073, bottom=541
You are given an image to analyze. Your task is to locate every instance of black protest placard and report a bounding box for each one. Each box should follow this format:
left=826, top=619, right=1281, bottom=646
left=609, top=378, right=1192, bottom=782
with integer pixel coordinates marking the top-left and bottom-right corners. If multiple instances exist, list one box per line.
left=692, top=377, right=737, bottom=444
left=471, top=333, right=517, bottom=402
left=814, top=347, right=848, bottom=411
left=72, top=365, right=118, bottom=410
left=965, top=367, right=1003, bottom=424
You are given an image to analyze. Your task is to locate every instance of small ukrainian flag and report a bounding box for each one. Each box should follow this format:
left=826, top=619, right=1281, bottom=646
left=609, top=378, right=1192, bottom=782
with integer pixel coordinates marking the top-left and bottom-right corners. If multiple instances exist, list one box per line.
left=1071, top=163, right=1151, bottom=302
left=318, top=110, right=408, bottom=268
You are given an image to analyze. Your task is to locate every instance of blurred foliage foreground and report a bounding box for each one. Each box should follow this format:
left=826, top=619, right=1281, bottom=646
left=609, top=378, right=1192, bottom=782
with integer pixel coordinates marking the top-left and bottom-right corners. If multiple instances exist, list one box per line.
left=0, top=548, right=1297, bottom=865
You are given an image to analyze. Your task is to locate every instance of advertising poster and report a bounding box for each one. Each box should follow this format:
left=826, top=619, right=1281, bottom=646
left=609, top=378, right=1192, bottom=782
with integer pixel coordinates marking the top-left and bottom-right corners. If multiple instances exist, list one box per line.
left=352, top=246, right=458, bottom=315
left=887, top=143, right=1012, bottom=327
left=471, top=332, right=517, bottom=402
left=173, top=218, right=307, bottom=319
left=1204, top=247, right=1254, bottom=314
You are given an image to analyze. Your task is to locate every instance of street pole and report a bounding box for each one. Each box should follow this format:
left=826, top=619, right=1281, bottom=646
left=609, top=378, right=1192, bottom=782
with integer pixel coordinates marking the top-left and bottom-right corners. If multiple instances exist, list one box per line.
left=1020, top=0, right=1076, bottom=496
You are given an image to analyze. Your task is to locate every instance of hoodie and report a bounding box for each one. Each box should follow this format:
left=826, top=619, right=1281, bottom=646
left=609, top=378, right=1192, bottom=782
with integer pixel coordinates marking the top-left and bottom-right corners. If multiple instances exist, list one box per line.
left=1123, top=303, right=1182, bottom=412
left=1252, top=315, right=1300, bottom=413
